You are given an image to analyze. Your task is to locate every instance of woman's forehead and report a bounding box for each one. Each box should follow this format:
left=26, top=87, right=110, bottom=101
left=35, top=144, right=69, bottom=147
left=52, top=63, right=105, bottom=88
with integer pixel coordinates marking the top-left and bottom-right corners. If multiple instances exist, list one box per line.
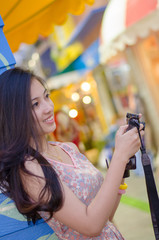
left=30, top=78, right=45, bottom=98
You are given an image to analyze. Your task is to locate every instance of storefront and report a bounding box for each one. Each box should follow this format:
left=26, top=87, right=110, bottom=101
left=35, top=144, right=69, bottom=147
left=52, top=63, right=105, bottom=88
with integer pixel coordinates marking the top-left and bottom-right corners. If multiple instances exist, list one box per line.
left=49, top=72, right=107, bottom=134
left=125, top=33, right=159, bottom=151
left=99, top=0, right=159, bottom=161
left=47, top=70, right=108, bottom=164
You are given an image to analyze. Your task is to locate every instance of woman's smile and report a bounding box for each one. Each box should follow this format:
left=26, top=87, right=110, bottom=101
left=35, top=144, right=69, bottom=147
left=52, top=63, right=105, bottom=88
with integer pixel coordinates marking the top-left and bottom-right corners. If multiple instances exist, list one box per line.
left=44, top=115, right=54, bottom=123
left=31, top=78, right=56, bottom=135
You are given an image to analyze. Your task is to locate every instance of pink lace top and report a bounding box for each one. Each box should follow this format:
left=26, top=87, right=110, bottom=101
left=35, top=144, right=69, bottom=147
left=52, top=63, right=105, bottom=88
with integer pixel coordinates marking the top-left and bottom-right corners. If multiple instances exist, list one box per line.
left=40, top=142, right=124, bottom=240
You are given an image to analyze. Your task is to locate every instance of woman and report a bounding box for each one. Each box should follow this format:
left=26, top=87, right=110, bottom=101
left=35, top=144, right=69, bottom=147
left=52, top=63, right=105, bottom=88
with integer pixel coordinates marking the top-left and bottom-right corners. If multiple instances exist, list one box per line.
left=0, top=67, right=144, bottom=239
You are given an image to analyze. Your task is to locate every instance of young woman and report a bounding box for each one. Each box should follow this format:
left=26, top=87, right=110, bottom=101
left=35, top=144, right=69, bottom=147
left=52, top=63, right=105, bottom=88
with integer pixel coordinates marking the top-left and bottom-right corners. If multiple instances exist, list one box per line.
left=0, top=67, right=144, bottom=239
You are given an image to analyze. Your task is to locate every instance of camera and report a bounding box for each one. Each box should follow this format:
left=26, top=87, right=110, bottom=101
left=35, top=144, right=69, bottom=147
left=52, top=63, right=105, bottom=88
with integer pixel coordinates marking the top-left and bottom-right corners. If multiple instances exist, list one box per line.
left=123, top=113, right=145, bottom=178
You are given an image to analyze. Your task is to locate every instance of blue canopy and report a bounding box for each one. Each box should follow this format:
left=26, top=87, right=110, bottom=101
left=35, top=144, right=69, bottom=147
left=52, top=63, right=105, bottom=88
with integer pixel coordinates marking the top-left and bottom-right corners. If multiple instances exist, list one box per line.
left=0, top=16, right=16, bottom=75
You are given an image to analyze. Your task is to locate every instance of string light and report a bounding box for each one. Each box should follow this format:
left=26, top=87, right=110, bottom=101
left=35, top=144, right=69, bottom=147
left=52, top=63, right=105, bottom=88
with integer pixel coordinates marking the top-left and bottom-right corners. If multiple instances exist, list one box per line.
left=28, top=59, right=36, bottom=68
left=81, top=82, right=90, bottom=92
left=32, top=52, right=39, bottom=61
left=82, top=96, right=91, bottom=104
left=71, top=92, right=80, bottom=101
left=69, top=109, right=78, bottom=118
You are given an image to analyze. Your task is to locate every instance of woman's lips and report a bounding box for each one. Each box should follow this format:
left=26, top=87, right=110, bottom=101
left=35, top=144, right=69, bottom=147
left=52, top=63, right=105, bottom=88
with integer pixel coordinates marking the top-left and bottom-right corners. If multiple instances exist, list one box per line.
left=44, top=115, right=54, bottom=123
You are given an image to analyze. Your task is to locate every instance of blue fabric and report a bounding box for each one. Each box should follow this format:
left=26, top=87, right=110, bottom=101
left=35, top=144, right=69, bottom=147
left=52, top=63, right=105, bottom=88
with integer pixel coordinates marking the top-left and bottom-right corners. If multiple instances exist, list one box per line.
left=0, top=193, right=58, bottom=239
left=0, top=16, right=16, bottom=75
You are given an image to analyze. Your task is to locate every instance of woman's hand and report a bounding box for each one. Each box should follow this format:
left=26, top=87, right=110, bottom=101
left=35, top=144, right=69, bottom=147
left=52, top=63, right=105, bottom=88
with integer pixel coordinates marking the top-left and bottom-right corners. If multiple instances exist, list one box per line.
left=114, top=123, right=144, bottom=162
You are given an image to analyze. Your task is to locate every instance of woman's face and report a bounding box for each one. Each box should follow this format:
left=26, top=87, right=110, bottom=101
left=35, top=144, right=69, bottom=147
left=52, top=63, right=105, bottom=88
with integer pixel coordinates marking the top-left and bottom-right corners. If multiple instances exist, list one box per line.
left=30, top=78, right=56, bottom=136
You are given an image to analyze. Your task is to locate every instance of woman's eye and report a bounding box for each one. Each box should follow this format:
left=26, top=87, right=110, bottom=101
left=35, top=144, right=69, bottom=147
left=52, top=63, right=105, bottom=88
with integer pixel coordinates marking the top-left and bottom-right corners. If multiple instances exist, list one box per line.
left=32, top=102, right=39, bottom=108
left=46, top=93, right=50, bottom=98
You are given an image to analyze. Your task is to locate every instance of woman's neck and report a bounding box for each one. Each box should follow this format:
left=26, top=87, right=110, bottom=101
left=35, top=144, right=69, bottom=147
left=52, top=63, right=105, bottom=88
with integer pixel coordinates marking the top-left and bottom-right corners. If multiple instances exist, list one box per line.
left=30, top=136, right=50, bottom=154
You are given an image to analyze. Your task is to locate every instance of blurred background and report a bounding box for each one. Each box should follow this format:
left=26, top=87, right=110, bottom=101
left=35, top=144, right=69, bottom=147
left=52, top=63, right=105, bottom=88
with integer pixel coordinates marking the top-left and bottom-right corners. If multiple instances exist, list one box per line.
left=1, top=0, right=159, bottom=239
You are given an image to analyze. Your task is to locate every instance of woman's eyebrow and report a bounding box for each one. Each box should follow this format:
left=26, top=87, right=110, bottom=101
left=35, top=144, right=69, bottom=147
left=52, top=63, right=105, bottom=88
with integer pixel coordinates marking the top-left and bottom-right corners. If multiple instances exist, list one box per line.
left=43, top=89, right=47, bottom=95
left=31, top=89, right=47, bottom=101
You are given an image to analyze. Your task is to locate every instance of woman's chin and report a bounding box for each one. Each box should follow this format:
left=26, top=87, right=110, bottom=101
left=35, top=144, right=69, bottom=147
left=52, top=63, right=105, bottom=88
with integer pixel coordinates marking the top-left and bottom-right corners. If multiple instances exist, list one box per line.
left=40, top=123, right=56, bottom=136
left=52, top=122, right=56, bottom=131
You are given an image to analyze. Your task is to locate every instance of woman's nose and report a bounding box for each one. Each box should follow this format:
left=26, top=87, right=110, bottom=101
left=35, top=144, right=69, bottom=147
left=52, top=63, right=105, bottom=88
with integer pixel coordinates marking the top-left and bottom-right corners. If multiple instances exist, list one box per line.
left=43, top=100, right=54, bottom=113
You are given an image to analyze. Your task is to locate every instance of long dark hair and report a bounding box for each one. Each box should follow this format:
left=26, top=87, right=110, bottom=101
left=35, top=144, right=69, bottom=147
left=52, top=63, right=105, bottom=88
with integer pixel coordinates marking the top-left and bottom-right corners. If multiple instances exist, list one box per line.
left=0, top=67, right=63, bottom=223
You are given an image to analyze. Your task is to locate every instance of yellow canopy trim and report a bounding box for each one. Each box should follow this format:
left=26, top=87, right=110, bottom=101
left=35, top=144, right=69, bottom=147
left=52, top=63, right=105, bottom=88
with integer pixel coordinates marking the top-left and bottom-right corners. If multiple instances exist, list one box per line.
left=1, top=0, right=94, bottom=52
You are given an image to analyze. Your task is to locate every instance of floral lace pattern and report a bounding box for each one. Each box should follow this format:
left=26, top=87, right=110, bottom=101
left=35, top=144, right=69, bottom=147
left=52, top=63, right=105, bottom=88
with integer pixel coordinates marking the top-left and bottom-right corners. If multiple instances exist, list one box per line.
left=40, top=142, right=124, bottom=240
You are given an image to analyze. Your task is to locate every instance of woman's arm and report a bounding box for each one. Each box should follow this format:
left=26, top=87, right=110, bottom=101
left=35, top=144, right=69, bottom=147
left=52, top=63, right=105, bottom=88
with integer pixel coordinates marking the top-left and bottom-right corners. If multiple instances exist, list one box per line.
left=54, top=125, right=144, bottom=236
left=109, top=178, right=125, bottom=222
left=67, top=141, right=124, bottom=223
left=54, top=152, right=127, bottom=237
left=22, top=125, right=144, bottom=237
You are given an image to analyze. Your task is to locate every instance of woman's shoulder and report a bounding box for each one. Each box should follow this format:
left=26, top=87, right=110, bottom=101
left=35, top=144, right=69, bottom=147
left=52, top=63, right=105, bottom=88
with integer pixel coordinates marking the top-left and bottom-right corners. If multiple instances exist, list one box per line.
left=23, top=156, right=44, bottom=178
left=20, top=156, right=46, bottom=202
left=49, top=141, right=80, bottom=152
left=63, top=142, right=80, bottom=152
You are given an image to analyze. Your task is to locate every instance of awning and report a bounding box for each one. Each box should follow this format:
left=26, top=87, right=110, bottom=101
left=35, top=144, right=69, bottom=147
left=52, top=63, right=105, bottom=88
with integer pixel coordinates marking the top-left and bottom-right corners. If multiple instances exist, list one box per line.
left=47, top=39, right=100, bottom=89
left=66, top=6, right=106, bottom=47
left=0, top=16, right=16, bottom=74
left=0, top=0, right=94, bottom=53
left=99, top=0, right=159, bottom=63
left=58, top=39, right=100, bottom=74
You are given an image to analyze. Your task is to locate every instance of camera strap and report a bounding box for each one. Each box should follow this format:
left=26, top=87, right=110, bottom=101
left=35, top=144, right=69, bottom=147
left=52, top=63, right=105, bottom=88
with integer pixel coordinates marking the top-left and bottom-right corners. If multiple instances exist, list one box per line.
left=137, top=128, right=159, bottom=240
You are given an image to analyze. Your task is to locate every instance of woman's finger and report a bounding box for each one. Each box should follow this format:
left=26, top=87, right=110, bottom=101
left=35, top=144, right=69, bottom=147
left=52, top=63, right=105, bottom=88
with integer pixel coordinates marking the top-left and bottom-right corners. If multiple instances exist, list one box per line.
left=117, top=125, right=128, bottom=135
left=139, top=123, right=145, bottom=131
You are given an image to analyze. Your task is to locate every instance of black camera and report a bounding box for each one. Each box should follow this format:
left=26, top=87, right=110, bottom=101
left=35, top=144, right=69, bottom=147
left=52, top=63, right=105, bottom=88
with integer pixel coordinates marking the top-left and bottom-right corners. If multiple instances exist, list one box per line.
left=123, top=113, right=145, bottom=178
